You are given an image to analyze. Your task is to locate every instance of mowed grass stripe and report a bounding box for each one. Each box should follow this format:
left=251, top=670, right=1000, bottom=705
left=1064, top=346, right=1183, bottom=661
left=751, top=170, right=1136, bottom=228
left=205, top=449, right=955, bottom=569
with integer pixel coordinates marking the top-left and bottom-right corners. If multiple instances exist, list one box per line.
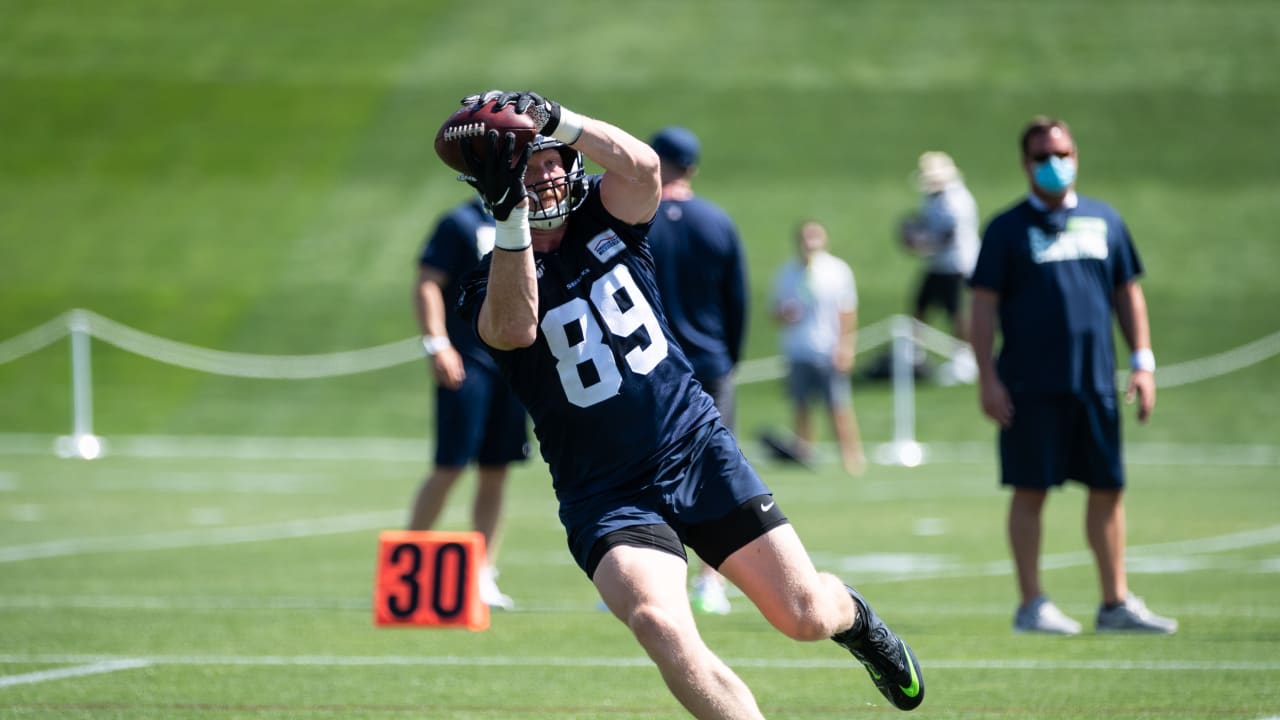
left=1, top=653, right=1277, bottom=673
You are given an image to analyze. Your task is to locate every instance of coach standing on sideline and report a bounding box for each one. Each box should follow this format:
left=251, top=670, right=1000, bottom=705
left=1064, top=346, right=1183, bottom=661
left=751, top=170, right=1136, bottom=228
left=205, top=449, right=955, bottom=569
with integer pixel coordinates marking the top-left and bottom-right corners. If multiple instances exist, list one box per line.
left=969, top=116, right=1177, bottom=635
left=646, top=126, right=748, bottom=616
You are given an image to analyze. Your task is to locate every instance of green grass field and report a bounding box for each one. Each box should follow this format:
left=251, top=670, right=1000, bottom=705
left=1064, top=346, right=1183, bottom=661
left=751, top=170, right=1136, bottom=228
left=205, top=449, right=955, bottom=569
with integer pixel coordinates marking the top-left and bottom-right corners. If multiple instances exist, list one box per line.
left=2, top=0, right=1279, bottom=717
left=1, top=453, right=1277, bottom=718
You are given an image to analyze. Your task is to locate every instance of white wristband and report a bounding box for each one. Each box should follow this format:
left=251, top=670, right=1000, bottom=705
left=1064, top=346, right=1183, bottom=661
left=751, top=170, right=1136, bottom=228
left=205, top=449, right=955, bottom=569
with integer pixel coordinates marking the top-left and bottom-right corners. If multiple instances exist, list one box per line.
left=494, top=204, right=531, bottom=251
left=551, top=108, right=585, bottom=145
left=1130, top=348, right=1156, bottom=372
left=422, top=336, right=451, bottom=356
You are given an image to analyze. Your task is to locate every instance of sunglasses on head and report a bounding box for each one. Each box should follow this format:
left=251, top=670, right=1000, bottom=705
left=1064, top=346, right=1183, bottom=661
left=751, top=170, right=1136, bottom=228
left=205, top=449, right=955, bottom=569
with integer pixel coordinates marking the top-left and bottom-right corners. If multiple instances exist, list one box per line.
left=1030, top=150, right=1073, bottom=163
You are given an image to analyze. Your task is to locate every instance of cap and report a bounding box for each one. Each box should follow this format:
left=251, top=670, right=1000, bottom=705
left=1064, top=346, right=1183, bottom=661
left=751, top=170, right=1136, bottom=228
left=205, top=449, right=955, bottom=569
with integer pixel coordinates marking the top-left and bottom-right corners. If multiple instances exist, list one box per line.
left=650, top=126, right=701, bottom=168
left=916, top=151, right=960, bottom=193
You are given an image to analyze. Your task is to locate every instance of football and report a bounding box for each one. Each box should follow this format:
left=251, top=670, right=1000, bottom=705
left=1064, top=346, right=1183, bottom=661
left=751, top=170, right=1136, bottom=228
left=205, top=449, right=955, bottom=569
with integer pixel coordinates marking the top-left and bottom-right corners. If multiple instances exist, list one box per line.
left=434, top=99, right=539, bottom=175
left=898, top=212, right=941, bottom=257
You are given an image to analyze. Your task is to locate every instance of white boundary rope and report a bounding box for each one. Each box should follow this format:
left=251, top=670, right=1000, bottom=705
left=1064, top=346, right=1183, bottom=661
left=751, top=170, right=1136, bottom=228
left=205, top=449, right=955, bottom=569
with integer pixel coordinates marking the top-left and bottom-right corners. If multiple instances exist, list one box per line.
left=1, top=309, right=1278, bottom=386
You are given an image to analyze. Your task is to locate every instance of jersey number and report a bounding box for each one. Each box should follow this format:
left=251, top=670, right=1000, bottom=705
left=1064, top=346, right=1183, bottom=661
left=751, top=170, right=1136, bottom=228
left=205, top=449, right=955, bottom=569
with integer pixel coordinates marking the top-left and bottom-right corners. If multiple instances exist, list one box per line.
left=540, top=265, right=668, bottom=407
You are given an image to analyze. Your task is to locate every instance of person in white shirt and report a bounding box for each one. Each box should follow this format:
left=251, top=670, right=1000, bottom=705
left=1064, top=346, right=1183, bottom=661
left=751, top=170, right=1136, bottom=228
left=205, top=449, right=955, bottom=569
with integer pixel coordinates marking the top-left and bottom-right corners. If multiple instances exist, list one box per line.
left=903, top=151, right=981, bottom=383
left=772, top=220, right=866, bottom=475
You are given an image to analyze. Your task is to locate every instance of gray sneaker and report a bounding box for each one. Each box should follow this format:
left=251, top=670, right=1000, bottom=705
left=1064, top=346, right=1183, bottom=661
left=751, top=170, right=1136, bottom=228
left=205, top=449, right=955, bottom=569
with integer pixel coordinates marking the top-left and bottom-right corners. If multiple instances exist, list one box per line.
left=1096, top=595, right=1178, bottom=634
left=1013, top=596, right=1082, bottom=635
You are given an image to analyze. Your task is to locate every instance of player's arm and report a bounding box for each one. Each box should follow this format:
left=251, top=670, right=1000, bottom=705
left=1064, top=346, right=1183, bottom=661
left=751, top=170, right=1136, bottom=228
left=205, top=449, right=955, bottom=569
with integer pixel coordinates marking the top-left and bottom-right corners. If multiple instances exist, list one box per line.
left=1114, top=280, right=1155, bottom=423
left=470, top=90, right=660, bottom=225
left=835, top=307, right=857, bottom=374
left=478, top=215, right=539, bottom=350
left=458, top=128, right=539, bottom=351
left=414, top=265, right=466, bottom=389
left=573, top=116, right=661, bottom=225
left=970, top=287, right=1013, bottom=427
left=724, top=237, right=748, bottom=365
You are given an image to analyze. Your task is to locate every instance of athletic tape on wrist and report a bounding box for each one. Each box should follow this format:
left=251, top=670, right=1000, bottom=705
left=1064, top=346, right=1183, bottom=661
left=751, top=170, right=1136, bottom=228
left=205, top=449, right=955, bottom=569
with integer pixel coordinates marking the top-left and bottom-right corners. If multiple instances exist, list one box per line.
left=1130, top=348, right=1156, bottom=372
left=551, top=108, right=584, bottom=144
left=494, top=204, right=531, bottom=251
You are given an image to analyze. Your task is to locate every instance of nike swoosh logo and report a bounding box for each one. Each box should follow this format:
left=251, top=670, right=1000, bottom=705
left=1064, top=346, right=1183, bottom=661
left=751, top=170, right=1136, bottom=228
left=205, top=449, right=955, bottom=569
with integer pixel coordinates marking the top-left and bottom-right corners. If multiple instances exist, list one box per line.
left=760, top=501, right=775, bottom=512
left=898, top=639, right=921, bottom=698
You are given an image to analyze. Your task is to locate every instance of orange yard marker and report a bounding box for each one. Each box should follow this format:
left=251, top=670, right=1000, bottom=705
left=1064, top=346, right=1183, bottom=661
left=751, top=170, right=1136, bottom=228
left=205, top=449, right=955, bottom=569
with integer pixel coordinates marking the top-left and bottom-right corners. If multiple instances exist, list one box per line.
left=373, top=531, right=489, bottom=631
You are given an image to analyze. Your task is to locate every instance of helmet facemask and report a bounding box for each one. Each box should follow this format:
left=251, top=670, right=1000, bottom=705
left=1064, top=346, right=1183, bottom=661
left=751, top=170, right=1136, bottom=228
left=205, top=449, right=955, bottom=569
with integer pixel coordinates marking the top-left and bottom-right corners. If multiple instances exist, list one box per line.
left=525, top=136, right=587, bottom=230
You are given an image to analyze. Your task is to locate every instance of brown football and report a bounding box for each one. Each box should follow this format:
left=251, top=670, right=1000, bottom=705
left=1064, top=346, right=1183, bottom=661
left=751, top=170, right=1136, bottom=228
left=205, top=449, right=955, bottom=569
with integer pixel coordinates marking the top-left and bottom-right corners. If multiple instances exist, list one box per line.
left=434, top=98, right=539, bottom=175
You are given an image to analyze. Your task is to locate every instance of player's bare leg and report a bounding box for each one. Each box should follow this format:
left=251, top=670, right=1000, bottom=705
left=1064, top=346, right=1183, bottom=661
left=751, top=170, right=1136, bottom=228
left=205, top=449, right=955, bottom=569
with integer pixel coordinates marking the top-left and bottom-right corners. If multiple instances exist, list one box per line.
left=408, top=466, right=465, bottom=530
left=720, top=524, right=924, bottom=710
left=1086, top=488, right=1128, bottom=605
left=719, top=525, right=855, bottom=640
left=472, top=465, right=509, bottom=562
left=831, top=405, right=867, bottom=476
left=793, top=402, right=815, bottom=463
left=1008, top=488, right=1047, bottom=605
left=594, top=545, right=765, bottom=720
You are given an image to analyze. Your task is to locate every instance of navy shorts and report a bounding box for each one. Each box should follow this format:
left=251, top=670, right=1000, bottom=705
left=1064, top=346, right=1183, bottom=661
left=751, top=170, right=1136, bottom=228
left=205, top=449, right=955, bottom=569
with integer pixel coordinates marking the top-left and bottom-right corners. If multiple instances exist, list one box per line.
left=999, top=392, right=1124, bottom=490
left=434, top=360, right=528, bottom=467
left=786, top=359, right=852, bottom=409
left=560, top=421, right=778, bottom=577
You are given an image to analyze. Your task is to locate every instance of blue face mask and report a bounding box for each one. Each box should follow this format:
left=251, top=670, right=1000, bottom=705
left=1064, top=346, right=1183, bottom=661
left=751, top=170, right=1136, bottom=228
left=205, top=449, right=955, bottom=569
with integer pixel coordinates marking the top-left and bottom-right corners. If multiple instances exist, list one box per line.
left=1033, top=155, right=1077, bottom=194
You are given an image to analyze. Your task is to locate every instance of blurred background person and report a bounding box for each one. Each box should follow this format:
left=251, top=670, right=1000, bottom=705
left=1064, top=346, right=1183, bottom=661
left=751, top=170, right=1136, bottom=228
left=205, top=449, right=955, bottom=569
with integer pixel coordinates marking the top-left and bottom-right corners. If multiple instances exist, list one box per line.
left=771, top=220, right=866, bottom=476
left=408, top=197, right=530, bottom=610
left=647, top=126, right=748, bottom=616
left=969, top=116, right=1176, bottom=635
left=900, top=151, right=980, bottom=385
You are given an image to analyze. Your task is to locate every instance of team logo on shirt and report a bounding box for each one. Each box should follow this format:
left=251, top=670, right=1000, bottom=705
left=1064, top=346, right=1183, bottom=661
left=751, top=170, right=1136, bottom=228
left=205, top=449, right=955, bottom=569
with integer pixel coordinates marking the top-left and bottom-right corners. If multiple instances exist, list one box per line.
left=587, top=230, right=625, bottom=263
left=1030, top=217, right=1108, bottom=264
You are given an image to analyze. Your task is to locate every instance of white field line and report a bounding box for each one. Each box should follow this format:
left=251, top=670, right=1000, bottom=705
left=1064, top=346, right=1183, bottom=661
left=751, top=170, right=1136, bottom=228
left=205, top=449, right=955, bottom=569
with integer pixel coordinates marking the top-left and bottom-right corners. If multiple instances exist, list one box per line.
left=0, top=653, right=1275, bottom=673
left=0, top=510, right=402, bottom=563
left=3, top=434, right=1280, bottom=467
left=3, top=594, right=1279, bottom=619
left=0, top=659, right=151, bottom=688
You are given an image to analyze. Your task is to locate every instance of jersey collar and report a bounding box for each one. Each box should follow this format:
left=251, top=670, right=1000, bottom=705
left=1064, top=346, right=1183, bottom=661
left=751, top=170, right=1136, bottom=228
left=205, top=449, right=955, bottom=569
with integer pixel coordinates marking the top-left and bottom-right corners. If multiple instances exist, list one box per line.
left=1027, top=190, right=1079, bottom=212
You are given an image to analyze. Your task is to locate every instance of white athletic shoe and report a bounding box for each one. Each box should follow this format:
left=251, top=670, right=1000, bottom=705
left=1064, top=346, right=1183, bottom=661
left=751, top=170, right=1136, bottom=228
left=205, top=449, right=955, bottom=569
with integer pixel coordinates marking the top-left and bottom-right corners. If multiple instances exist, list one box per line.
left=690, top=573, right=731, bottom=615
left=1096, top=595, right=1178, bottom=634
left=479, top=566, right=514, bottom=610
left=1014, top=596, right=1082, bottom=635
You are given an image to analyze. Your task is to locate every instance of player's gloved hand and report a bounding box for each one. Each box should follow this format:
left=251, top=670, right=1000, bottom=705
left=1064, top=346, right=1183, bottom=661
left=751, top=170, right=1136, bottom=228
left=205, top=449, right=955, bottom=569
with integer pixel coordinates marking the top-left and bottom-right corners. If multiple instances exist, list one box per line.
left=461, top=90, right=562, bottom=135
left=460, top=90, right=581, bottom=143
left=460, top=129, right=532, bottom=222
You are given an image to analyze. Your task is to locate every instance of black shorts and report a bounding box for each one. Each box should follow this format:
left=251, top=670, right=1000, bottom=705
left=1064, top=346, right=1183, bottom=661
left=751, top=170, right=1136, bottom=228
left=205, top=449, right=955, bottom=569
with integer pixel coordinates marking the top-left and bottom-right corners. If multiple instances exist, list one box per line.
left=584, top=495, right=789, bottom=579
left=999, top=392, right=1124, bottom=490
left=914, top=272, right=965, bottom=317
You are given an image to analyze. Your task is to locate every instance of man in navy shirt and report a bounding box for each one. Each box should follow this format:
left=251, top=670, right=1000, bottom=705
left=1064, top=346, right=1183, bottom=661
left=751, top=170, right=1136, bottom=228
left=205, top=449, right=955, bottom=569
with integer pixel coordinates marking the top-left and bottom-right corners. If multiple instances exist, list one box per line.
left=969, top=116, right=1176, bottom=635
left=408, top=197, right=529, bottom=609
left=646, top=126, right=747, bottom=615
left=452, top=89, right=924, bottom=716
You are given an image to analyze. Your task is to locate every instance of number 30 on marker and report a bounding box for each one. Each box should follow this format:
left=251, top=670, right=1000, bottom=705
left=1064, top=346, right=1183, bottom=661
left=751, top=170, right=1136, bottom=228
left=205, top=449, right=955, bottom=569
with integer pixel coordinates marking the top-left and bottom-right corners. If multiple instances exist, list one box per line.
left=373, top=530, right=490, bottom=631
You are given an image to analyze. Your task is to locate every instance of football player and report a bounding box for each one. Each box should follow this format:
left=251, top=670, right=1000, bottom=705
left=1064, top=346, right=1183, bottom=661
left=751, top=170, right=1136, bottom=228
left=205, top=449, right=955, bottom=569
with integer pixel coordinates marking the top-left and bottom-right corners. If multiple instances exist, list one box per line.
left=452, top=89, right=925, bottom=717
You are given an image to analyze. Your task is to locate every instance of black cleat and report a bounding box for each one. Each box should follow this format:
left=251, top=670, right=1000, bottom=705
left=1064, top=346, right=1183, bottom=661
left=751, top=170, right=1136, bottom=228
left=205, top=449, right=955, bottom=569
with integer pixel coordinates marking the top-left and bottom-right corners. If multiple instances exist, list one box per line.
left=832, top=586, right=924, bottom=711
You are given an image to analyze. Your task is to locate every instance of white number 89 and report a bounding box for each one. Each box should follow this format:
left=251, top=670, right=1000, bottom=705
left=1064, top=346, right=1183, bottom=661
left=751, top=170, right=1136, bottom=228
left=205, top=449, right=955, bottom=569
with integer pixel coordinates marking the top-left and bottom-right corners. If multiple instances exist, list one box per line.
left=539, top=265, right=668, bottom=408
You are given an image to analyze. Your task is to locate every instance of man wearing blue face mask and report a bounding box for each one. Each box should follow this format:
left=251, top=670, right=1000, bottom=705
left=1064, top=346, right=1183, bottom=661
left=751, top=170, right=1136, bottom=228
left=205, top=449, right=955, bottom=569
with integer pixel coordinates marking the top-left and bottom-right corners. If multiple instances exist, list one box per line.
left=968, top=116, right=1177, bottom=635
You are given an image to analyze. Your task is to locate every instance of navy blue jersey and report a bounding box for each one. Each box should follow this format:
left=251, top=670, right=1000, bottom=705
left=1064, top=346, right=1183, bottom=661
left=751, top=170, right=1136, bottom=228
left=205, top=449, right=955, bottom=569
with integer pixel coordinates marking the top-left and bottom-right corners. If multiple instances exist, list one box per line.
left=458, top=177, right=719, bottom=503
left=969, top=195, right=1143, bottom=395
left=647, top=196, right=748, bottom=384
left=418, top=199, right=496, bottom=370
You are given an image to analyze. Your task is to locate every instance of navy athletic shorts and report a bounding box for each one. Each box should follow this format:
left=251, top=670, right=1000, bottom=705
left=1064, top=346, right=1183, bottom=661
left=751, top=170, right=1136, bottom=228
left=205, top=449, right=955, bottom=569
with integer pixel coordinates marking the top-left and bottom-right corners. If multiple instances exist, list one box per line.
left=434, top=361, right=528, bottom=467
left=999, top=392, right=1124, bottom=490
left=560, top=421, right=781, bottom=577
